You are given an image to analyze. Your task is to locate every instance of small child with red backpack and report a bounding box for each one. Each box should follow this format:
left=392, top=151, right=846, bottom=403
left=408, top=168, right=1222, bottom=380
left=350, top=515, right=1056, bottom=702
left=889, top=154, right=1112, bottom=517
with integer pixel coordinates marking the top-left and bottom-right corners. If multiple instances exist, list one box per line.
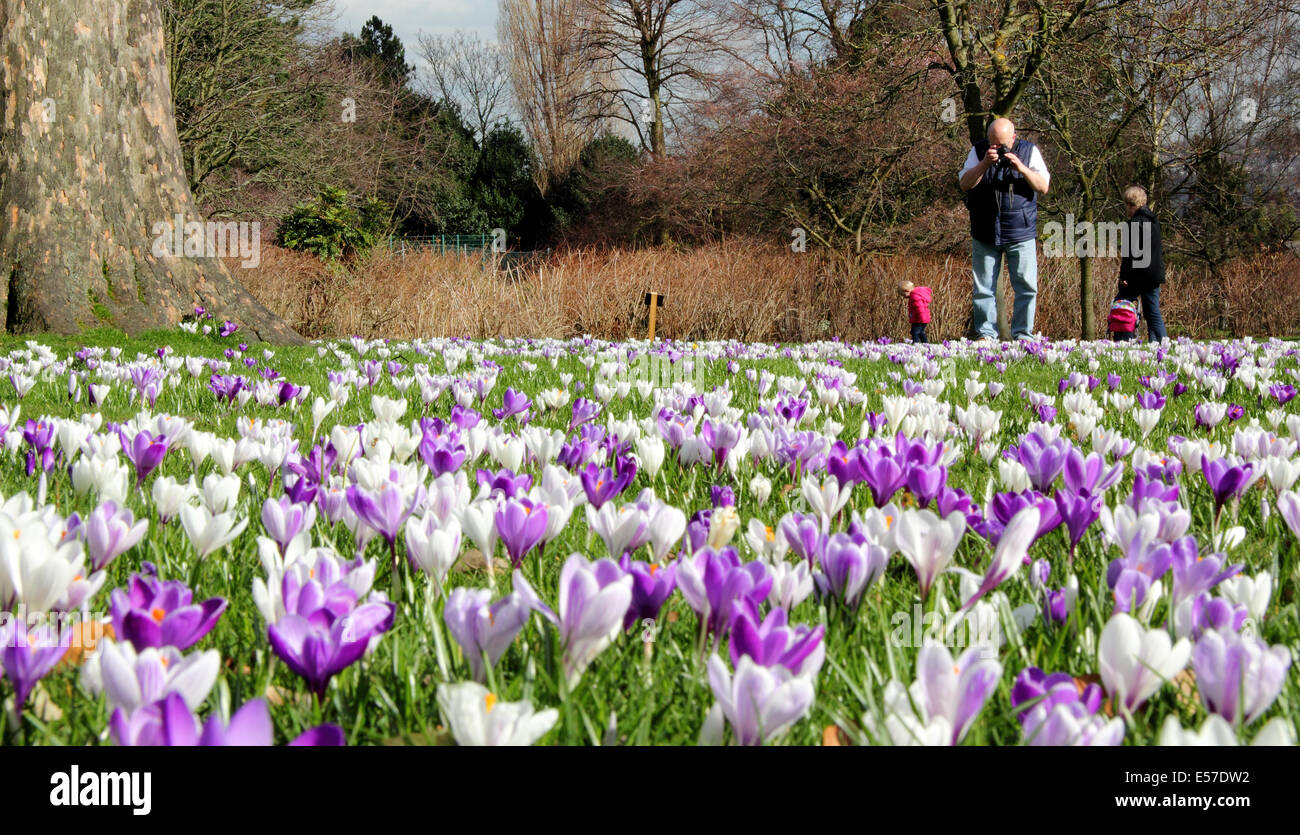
left=1109, top=295, right=1140, bottom=341
left=899, top=281, right=932, bottom=344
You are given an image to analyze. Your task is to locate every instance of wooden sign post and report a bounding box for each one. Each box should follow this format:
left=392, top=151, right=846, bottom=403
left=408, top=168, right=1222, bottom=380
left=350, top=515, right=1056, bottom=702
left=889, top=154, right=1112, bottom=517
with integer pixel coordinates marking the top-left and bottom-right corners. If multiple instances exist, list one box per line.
left=644, top=292, right=665, bottom=341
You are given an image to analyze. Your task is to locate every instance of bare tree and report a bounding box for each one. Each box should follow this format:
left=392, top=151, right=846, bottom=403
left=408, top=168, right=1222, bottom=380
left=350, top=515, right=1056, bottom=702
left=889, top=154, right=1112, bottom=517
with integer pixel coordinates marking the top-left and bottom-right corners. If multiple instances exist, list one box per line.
left=498, top=0, right=618, bottom=194
left=1151, top=0, right=1300, bottom=327
left=1031, top=0, right=1272, bottom=338
left=932, top=0, right=1136, bottom=146
left=417, top=30, right=511, bottom=142
left=579, top=0, right=742, bottom=159
left=729, top=0, right=894, bottom=77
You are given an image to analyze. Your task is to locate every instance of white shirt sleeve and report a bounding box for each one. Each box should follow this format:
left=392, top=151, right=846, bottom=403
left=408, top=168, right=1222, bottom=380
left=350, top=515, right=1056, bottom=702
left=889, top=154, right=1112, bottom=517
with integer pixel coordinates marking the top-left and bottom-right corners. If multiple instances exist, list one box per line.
left=1026, top=146, right=1051, bottom=186
left=958, top=148, right=979, bottom=183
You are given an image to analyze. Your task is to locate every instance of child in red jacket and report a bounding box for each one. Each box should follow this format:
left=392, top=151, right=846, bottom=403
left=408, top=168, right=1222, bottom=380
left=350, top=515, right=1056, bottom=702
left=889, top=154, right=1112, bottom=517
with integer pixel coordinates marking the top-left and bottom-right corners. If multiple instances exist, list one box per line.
left=899, top=281, right=931, bottom=344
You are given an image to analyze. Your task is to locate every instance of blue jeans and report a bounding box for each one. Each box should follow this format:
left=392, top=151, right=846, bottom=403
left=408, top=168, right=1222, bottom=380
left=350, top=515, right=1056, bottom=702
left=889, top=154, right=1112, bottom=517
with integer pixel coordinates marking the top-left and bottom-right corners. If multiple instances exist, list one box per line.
left=1136, top=286, right=1166, bottom=342
left=972, top=238, right=1038, bottom=339
left=911, top=323, right=928, bottom=344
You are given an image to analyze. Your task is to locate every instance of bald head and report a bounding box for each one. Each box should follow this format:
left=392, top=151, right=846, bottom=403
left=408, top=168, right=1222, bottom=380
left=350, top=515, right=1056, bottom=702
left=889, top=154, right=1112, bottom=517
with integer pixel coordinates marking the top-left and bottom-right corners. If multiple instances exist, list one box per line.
left=988, top=118, right=1016, bottom=147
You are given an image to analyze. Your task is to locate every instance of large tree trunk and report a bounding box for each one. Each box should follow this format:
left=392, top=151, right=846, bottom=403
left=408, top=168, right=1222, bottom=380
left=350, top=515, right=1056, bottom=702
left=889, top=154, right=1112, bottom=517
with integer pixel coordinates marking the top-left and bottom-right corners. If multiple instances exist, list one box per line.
left=0, top=0, right=303, bottom=344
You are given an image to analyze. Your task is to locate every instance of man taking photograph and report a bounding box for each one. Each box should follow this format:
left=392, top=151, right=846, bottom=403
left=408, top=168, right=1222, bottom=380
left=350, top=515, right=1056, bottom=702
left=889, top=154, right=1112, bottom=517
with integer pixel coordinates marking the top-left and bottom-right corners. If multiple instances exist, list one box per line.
left=958, top=118, right=1051, bottom=341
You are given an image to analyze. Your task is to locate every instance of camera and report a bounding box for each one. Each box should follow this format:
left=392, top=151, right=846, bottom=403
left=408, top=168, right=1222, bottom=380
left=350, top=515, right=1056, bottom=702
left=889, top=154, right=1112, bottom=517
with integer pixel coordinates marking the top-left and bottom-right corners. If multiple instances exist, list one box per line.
left=994, top=145, right=1012, bottom=167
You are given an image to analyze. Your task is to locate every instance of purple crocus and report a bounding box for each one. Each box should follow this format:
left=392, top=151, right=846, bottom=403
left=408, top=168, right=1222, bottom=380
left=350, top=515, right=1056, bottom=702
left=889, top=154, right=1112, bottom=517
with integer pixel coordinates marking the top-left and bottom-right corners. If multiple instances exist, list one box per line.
left=676, top=547, right=772, bottom=638
left=700, top=419, right=742, bottom=468
left=83, top=500, right=149, bottom=571
left=111, top=692, right=345, bottom=746
left=209, top=374, right=247, bottom=405
left=620, top=556, right=677, bottom=631
left=1010, top=667, right=1103, bottom=725
left=444, top=574, right=547, bottom=682
left=985, top=490, right=1061, bottom=544
left=262, top=496, right=315, bottom=555
left=492, top=388, right=532, bottom=423
left=861, top=452, right=907, bottom=507
left=814, top=532, right=888, bottom=610
left=476, top=468, right=532, bottom=499
left=346, top=482, right=427, bottom=592
left=535, top=553, right=634, bottom=687
left=22, top=420, right=55, bottom=476
left=418, top=419, right=467, bottom=476
left=1062, top=449, right=1123, bottom=495
left=0, top=622, right=68, bottom=711
left=1169, top=538, right=1241, bottom=605
left=710, top=484, right=736, bottom=508
left=495, top=497, right=548, bottom=568
left=267, top=596, right=395, bottom=699
left=1193, top=628, right=1292, bottom=725
left=1179, top=592, right=1249, bottom=641
left=1016, top=433, right=1071, bottom=493
left=580, top=459, right=636, bottom=509
left=779, top=513, right=826, bottom=568
left=1010, top=667, right=1122, bottom=746
left=910, top=643, right=1003, bottom=746
left=727, top=605, right=824, bottom=677
left=1269, top=383, right=1296, bottom=406
left=119, top=428, right=169, bottom=486
left=110, top=571, right=227, bottom=651
left=1201, top=455, right=1252, bottom=517
left=1054, top=489, right=1102, bottom=561
left=569, top=397, right=601, bottom=432
left=1107, top=534, right=1175, bottom=615
left=276, top=381, right=302, bottom=406
left=905, top=464, right=947, bottom=509
left=1130, top=471, right=1180, bottom=510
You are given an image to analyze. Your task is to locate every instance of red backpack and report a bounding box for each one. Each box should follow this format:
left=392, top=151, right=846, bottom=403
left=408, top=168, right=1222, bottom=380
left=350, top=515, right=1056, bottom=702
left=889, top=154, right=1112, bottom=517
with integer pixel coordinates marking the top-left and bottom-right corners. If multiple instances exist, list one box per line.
left=1108, top=298, right=1139, bottom=333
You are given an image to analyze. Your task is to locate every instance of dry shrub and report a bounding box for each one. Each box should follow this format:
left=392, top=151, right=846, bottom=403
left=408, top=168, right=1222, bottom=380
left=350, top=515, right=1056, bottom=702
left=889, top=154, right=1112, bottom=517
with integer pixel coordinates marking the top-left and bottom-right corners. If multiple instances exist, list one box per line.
left=233, top=243, right=1300, bottom=342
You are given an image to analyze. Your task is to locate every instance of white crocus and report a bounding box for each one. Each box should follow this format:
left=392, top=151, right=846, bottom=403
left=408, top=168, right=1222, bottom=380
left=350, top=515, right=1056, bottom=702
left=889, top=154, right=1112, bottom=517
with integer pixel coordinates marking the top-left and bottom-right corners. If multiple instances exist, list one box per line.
left=405, top=515, right=462, bottom=585
left=893, top=509, right=967, bottom=600
left=82, top=639, right=220, bottom=714
left=1158, top=714, right=1296, bottom=747
left=0, top=515, right=86, bottom=613
left=436, top=682, right=558, bottom=746
left=801, top=474, right=852, bottom=528
left=635, top=434, right=665, bottom=479
left=179, top=504, right=250, bottom=559
left=1098, top=613, right=1191, bottom=714
left=1217, top=571, right=1272, bottom=625
left=201, top=472, right=241, bottom=514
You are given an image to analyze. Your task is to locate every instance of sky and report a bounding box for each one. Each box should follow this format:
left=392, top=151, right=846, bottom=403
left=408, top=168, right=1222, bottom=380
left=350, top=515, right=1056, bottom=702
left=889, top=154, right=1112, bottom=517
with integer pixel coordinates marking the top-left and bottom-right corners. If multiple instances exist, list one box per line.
left=331, top=0, right=498, bottom=51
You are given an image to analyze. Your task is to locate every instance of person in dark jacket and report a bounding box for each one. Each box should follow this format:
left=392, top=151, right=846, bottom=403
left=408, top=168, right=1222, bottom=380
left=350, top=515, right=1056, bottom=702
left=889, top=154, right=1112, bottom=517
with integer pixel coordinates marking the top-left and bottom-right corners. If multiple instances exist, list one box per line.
left=1114, top=185, right=1166, bottom=343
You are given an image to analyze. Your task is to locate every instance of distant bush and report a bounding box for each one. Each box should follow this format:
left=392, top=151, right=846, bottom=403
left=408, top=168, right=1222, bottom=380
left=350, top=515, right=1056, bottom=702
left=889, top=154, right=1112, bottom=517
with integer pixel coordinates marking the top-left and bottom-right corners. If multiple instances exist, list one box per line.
left=275, top=187, right=390, bottom=262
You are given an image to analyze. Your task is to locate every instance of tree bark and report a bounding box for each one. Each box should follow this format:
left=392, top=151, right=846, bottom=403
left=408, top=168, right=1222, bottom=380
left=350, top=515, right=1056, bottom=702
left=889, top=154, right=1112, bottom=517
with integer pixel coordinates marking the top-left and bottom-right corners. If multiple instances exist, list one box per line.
left=1079, top=253, right=1094, bottom=340
left=1079, top=203, right=1095, bottom=340
left=0, top=0, right=303, bottom=343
